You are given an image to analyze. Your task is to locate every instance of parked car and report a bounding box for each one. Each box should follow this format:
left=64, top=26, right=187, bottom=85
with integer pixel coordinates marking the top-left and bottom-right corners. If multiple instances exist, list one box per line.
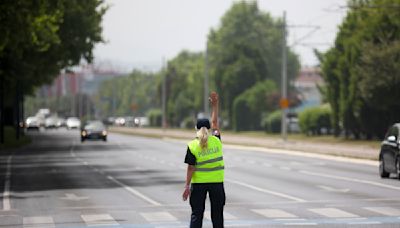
left=379, top=123, right=400, bottom=179
left=25, top=116, right=40, bottom=130
left=81, top=120, right=107, bottom=142
left=66, top=117, right=81, bottom=129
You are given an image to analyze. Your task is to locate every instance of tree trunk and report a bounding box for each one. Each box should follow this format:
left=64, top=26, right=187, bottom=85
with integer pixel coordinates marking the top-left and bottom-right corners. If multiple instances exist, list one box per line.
left=0, top=76, right=4, bottom=144
left=15, top=82, right=20, bottom=140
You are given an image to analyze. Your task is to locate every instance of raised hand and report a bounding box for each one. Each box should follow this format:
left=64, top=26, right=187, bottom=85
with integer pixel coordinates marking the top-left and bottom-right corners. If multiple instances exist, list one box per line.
left=209, top=91, right=218, bottom=106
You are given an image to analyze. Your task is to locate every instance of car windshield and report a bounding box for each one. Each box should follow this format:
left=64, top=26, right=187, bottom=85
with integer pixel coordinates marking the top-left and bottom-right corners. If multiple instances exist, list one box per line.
left=84, top=121, right=104, bottom=130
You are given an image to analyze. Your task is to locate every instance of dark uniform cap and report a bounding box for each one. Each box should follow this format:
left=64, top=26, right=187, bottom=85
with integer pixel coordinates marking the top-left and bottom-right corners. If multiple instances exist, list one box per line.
left=196, top=118, right=210, bottom=130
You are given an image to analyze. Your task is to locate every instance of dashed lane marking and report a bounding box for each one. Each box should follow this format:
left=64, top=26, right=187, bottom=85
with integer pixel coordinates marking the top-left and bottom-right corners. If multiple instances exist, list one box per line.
left=81, top=214, right=119, bottom=226
left=252, top=209, right=298, bottom=218
left=140, top=212, right=178, bottom=222
left=23, top=216, right=55, bottom=228
left=364, top=207, right=400, bottom=216
left=300, top=170, right=400, bottom=191
left=70, top=141, right=162, bottom=207
left=308, top=208, right=359, bottom=218
left=2, top=155, right=12, bottom=211
left=226, top=178, right=307, bottom=203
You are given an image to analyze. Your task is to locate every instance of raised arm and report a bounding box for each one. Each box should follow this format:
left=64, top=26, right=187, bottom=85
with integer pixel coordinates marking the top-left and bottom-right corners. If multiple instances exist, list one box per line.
left=209, top=91, right=219, bottom=132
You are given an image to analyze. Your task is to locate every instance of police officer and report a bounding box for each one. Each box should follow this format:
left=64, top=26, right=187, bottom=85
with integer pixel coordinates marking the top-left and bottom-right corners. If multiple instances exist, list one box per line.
left=182, top=91, right=225, bottom=228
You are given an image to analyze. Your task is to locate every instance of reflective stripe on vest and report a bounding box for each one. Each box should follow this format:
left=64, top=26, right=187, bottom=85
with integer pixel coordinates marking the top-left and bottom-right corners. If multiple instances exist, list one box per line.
left=188, top=136, right=224, bottom=183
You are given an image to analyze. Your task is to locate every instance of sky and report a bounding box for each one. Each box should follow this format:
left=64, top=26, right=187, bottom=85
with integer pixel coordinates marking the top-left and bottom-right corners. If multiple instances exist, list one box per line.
left=93, top=0, right=348, bottom=72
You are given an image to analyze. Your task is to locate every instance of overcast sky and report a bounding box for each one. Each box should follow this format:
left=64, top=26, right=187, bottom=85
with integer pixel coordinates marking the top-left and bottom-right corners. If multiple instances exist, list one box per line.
left=93, top=0, right=348, bottom=72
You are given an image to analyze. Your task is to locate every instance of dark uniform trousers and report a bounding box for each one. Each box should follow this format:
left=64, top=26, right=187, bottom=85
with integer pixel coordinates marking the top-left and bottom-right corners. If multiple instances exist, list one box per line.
left=190, top=183, right=225, bottom=228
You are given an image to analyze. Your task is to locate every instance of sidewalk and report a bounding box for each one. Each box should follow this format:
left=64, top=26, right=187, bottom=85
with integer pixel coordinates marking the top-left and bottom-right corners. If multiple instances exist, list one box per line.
left=109, top=127, right=379, bottom=161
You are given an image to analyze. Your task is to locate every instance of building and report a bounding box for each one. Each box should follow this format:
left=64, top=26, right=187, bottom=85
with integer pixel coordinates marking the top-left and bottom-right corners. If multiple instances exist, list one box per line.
left=293, top=66, right=324, bottom=112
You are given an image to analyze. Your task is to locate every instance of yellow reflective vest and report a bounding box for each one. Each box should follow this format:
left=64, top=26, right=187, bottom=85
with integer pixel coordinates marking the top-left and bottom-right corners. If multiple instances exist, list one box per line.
left=188, top=135, right=224, bottom=183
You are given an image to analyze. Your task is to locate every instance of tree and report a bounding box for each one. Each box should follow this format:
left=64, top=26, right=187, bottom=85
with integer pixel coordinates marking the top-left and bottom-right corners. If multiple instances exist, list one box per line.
left=0, top=0, right=107, bottom=143
left=162, top=51, right=205, bottom=127
left=232, top=80, right=278, bottom=131
left=208, top=1, right=300, bottom=127
left=320, top=0, right=400, bottom=139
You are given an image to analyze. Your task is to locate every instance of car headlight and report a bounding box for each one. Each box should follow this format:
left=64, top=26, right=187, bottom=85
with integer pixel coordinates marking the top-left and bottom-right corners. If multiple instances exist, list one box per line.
left=102, top=130, right=107, bottom=136
left=81, top=131, right=87, bottom=136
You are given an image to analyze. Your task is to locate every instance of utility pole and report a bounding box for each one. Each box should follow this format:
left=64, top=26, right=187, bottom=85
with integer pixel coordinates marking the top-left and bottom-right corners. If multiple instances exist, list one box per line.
left=204, top=44, right=209, bottom=117
left=162, top=57, right=167, bottom=130
left=281, top=11, right=288, bottom=141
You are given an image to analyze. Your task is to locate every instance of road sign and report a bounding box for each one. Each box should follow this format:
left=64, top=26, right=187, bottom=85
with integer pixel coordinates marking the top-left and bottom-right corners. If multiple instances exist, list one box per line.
left=280, top=98, right=289, bottom=109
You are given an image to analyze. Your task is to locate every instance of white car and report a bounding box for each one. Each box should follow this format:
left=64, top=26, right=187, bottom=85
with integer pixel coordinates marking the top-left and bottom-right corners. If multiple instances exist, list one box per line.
left=66, top=117, right=81, bottom=129
left=45, top=116, right=59, bottom=128
left=25, top=116, right=40, bottom=130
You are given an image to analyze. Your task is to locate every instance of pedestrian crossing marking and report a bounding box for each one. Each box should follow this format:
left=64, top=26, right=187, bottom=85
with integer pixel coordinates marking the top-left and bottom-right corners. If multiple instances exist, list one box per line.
left=81, top=214, right=119, bottom=226
left=309, top=208, right=359, bottom=218
left=204, top=211, right=236, bottom=220
left=364, top=207, right=400, bottom=216
left=140, top=212, right=178, bottom=222
left=252, top=209, right=298, bottom=218
left=23, top=216, right=55, bottom=228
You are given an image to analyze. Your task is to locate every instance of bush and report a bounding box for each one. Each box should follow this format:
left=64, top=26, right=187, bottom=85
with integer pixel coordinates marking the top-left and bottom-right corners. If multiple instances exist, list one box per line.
left=181, top=116, right=195, bottom=129
left=299, top=105, right=331, bottom=135
left=146, top=109, right=162, bottom=127
left=262, top=110, right=282, bottom=133
left=232, top=80, right=278, bottom=131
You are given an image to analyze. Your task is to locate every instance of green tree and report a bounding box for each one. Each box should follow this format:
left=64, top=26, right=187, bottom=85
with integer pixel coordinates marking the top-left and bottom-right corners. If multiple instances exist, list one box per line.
left=232, top=80, right=278, bottom=131
left=208, top=1, right=300, bottom=127
left=162, top=51, right=205, bottom=127
left=320, top=0, right=400, bottom=139
left=94, top=71, right=159, bottom=118
left=0, top=0, right=106, bottom=142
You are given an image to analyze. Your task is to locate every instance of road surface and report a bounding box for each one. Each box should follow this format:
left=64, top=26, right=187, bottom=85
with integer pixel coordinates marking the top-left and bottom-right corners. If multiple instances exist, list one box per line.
left=1, top=129, right=400, bottom=227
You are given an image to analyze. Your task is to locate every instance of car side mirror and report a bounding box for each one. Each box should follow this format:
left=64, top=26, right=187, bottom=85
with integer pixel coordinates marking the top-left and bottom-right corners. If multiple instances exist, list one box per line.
left=387, top=135, right=397, bottom=143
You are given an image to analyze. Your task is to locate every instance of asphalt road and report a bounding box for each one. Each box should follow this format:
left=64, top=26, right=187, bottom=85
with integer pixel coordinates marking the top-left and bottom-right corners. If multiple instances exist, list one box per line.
left=1, top=129, right=400, bottom=228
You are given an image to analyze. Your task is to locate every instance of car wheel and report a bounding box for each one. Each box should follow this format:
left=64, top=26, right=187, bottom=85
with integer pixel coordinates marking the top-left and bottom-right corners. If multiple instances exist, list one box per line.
left=379, top=158, right=390, bottom=178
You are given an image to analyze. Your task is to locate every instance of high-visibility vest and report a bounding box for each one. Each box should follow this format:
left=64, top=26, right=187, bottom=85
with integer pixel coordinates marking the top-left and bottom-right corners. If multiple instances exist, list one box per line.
left=188, top=135, right=224, bottom=183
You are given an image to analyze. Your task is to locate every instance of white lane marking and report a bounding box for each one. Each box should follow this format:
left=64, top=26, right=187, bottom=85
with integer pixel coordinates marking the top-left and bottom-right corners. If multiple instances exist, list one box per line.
left=225, top=224, right=252, bottom=227
left=2, top=155, right=12, bottom=211
left=279, top=166, right=292, bottom=171
left=317, top=185, right=350, bottom=193
left=204, top=211, right=237, bottom=220
left=348, top=221, right=381, bottom=225
left=23, top=216, right=55, bottom=228
left=60, top=193, right=89, bottom=201
left=140, top=212, right=178, bottom=222
left=70, top=141, right=161, bottom=206
left=224, top=144, right=378, bottom=166
left=106, top=175, right=162, bottom=206
left=252, top=209, right=298, bottom=218
left=262, top=162, right=272, bottom=167
left=364, top=207, right=400, bottom=216
left=308, top=208, right=359, bottom=218
left=300, top=170, right=400, bottom=191
left=284, top=222, right=317, bottom=226
left=81, top=214, right=119, bottom=226
left=226, top=179, right=306, bottom=202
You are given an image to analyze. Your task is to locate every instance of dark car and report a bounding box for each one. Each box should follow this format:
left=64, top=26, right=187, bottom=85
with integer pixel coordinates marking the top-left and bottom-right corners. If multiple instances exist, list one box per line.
left=81, top=120, right=107, bottom=142
left=379, top=123, right=400, bottom=179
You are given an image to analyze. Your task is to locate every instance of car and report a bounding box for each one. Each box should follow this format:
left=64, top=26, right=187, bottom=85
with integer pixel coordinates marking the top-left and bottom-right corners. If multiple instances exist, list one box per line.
left=379, top=123, right=400, bottom=179
left=45, top=116, right=59, bottom=129
left=25, top=116, right=40, bottom=130
left=81, top=120, right=107, bottom=142
left=66, top=117, right=81, bottom=129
